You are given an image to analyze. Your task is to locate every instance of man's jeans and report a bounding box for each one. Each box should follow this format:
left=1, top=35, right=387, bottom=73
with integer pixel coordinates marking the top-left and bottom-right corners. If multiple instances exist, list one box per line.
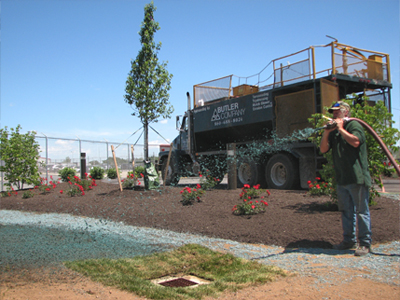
left=337, top=184, right=371, bottom=246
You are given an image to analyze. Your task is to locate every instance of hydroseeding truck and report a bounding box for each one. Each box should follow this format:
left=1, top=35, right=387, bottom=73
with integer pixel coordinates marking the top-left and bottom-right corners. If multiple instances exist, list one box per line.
left=158, top=40, right=392, bottom=189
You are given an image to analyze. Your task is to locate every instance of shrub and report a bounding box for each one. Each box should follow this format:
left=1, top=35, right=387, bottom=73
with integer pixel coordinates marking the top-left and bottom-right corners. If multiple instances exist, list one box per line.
left=307, top=177, right=335, bottom=197
left=1, top=188, right=18, bottom=197
left=199, top=170, right=220, bottom=191
left=59, top=167, right=76, bottom=182
left=0, top=125, right=42, bottom=189
left=134, top=166, right=146, bottom=178
left=180, top=185, right=205, bottom=205
left=65, top=174, right=97, bottom=197
left=122, top=172, right=139, bottom=189
left=90, top=166, right=105, bottom=180
left=22, top=190, right=35, bottom=199
left=107, top=168, right=119, bottom=179
left=232, top=184, right=270, bottom=215
left=35, top=176, right=59, bottom=194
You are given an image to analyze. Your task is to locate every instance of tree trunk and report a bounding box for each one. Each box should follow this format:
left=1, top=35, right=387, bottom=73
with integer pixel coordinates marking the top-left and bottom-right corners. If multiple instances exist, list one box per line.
left=144, top=122, right=149, bottom=161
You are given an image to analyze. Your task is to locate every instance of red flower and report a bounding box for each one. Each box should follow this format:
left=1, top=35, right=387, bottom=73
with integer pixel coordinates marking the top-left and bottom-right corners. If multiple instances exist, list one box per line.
left=316, top=184, right=320, bottom=189
left=251, top=205, right=255, bottom=209
left=307, top=180, right=311, bottom=184
left=316, top=177, right=320, bottom=180
left=244, top=184, right=250, bottom=189
left=81, top=191, right=85, bottom=196
left=197, top=184, right=201, bottom=189
left=140, top=173, right=144, bottom=178
left=60, top=190, right=63, bottom=194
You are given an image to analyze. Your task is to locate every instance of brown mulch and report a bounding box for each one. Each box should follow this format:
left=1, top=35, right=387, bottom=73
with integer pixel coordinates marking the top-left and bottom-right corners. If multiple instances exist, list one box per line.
left=1, top=181, right=399, bottom=248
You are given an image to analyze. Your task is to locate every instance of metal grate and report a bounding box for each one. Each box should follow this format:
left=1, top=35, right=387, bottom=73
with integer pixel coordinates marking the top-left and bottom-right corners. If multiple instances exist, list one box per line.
left=159, top=277, right=198, bottom=287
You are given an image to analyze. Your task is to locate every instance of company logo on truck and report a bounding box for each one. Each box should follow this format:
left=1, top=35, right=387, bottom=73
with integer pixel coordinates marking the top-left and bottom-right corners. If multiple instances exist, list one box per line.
left=211, top=102, right=246, bottom=125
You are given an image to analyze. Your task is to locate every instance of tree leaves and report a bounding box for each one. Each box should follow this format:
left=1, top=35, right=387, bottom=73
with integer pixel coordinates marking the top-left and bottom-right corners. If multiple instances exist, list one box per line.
left=124, top=2, right=173, bottom=125
left=0, top=125, right=42, bottom=190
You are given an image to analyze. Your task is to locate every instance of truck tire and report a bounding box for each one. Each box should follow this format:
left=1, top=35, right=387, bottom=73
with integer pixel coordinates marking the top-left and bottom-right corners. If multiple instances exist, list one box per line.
left=161, top=158, right=180, bottom=186
left=237, top=159, right=263, bottom=188
left=265, top=154, right=299, bottom=190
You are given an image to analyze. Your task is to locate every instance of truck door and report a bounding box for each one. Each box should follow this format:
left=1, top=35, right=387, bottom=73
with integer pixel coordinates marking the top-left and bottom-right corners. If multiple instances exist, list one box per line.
left=178, top=115, right=189, bottom=152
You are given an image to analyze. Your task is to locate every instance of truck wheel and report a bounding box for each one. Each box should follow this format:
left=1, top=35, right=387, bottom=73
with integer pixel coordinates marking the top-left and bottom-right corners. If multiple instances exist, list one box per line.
left=161, top=158, right=180, bottom=186
left=265, top=154, right=299, bottom=189
left=237, top=159, right=263, bottom=188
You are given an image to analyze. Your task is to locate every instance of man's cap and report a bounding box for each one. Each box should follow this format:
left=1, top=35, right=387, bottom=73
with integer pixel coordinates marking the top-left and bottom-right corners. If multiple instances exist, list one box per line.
left=328, top=101, right=350, bottom=113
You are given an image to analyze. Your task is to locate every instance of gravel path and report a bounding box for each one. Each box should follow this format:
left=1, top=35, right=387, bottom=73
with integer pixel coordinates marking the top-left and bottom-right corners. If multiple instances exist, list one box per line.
left=1, top=209, right=399, bottom=287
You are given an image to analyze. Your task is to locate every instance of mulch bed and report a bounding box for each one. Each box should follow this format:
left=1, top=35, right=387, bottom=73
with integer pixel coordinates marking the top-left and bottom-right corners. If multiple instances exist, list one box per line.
left=1, top=181, right=398, bottom=248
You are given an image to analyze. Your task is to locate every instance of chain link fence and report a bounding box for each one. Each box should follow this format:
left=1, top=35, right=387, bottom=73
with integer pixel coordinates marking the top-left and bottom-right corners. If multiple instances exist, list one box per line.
left=1, top=135, right=162, bottom=191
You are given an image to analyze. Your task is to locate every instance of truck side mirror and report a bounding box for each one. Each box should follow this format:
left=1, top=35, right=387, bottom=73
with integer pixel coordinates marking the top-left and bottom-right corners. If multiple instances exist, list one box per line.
left=176, top=115, right=181, bottom=130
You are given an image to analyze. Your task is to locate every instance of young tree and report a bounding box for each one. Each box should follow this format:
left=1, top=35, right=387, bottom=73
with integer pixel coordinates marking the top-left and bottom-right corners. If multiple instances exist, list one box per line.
left=0, top=125, right=42, bottom=190
left=124, top=1, right=173, bottom=160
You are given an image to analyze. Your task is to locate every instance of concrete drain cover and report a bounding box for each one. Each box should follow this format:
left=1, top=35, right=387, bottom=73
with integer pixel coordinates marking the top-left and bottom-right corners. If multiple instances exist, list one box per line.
left=151, top=275, right=212, bottom=288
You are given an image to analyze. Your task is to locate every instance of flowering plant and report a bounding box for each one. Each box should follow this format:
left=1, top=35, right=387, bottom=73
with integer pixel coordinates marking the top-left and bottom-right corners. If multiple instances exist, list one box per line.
left=22, top=189, right=35, bottom=199
left=307, top=177, right=335, bottom=197
left=239, top=184, right=265, bottom=200
left=232, top=184, right=271, bottom=216
left=180, top=184, right=205, bottom=205
left=66, top=174, right=96, bottom=197
left=35, top=176, right=60, bottom=194
left=1, top=186, right=18, bottom=197
left=233, top=184, right=270, bottom=215
left=199, top=170, right=220, bottom=191
left=122, top=171, right=143, bottom=189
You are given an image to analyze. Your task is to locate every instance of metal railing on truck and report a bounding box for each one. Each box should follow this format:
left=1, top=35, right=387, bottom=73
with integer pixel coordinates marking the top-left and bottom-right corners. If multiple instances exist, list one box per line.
left=193, top=41, right=390, bottom=107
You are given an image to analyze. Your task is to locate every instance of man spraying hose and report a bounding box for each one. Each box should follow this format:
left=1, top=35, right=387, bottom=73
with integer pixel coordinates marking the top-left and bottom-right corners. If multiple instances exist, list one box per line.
left=320, top=101, right=372, bottom=256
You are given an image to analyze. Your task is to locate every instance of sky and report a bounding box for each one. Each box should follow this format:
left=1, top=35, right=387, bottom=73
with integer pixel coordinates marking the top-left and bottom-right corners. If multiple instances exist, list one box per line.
left=1, top=0, right=399, bottom=161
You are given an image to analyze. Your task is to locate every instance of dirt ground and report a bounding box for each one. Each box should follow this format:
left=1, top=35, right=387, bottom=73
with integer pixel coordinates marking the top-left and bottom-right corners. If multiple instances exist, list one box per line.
left=1, top=180, right=399, bottom=299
